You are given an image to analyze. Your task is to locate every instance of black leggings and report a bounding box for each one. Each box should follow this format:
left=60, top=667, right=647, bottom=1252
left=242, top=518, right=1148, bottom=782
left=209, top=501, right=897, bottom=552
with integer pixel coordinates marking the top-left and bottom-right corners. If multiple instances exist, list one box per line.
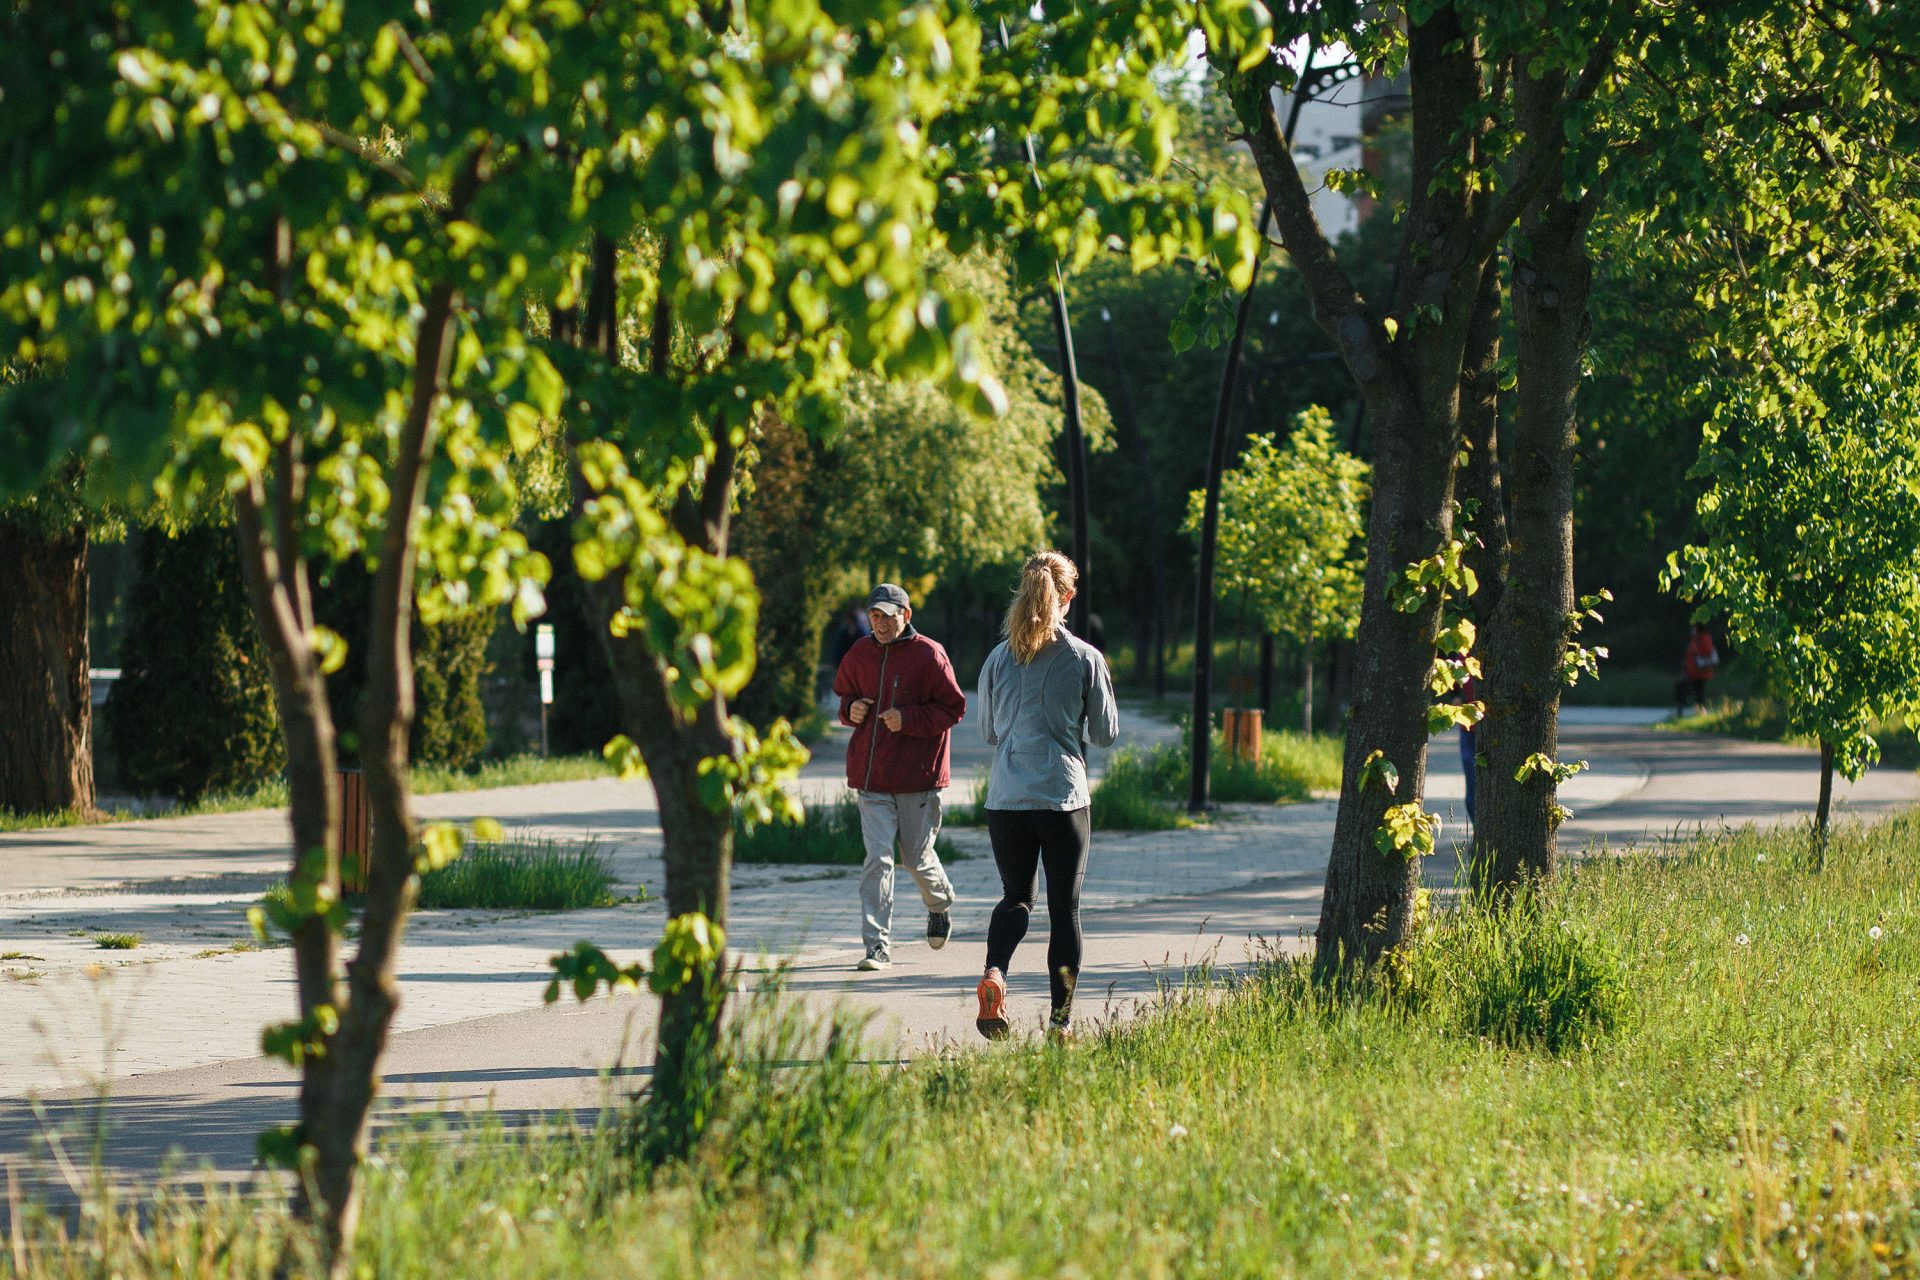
left=984, top=807, right=1091, bottom=1012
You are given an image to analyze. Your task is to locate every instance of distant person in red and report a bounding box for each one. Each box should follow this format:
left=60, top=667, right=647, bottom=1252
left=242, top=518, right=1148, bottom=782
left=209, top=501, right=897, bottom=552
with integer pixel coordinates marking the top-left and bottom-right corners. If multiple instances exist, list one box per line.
left=1674, top=623, right=1720, bottom=714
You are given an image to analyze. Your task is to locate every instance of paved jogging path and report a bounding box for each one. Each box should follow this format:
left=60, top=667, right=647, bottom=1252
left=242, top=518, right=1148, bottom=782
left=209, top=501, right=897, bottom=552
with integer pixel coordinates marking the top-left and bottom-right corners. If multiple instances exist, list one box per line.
left=1, top=707, right=1913, bottom=1198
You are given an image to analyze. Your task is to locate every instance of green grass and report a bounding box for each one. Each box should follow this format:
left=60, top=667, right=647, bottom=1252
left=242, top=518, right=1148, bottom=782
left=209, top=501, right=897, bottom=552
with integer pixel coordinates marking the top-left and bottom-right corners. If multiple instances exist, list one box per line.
left=414, top=835, right=622, bottom=911
left=0, top=753, right=612, bottom=834
left=1089, top=730, right=1345, bottom=829
left=1668, top=695, right=1920, bottom=770
left=732, top=794, right=964, bottom=865
left=407, top=753, right=613, bottom=795
left=92, top=933, right=143, bottom=950
left=940, top=776, right=990, bottom=827
left=16, top=811, right=1920, bottom=1277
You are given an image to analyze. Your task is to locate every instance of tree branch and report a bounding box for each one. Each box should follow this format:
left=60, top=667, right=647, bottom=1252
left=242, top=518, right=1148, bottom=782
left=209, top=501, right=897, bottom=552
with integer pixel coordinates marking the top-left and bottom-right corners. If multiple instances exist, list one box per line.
left=1242, top=84, right=1380, bottom=381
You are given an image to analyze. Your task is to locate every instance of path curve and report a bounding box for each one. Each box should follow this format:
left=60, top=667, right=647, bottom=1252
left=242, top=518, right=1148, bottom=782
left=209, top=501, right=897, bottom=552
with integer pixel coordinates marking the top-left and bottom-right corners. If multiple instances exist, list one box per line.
left=2, top=707, right=1913, bottom=1198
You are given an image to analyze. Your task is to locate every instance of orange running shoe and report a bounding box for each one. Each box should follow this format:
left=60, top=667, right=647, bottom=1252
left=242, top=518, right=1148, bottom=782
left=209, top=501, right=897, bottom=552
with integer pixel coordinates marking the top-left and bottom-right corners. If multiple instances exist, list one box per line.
left=975, top=968, right=1009, bottom=1041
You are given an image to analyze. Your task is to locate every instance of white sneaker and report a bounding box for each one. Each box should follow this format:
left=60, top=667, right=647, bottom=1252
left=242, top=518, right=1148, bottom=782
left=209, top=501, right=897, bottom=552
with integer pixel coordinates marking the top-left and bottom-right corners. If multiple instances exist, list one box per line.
left=857, top=945, right=891, bottom=971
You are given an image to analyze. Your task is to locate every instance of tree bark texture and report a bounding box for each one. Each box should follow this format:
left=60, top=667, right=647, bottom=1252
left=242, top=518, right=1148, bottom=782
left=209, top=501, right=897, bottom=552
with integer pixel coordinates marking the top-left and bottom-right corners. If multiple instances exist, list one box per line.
left=0, top=520, right=94, bottom=815
left=1474, top=186, right=1592, bottom=892
left=1458, top=258, right=1510, bottom=633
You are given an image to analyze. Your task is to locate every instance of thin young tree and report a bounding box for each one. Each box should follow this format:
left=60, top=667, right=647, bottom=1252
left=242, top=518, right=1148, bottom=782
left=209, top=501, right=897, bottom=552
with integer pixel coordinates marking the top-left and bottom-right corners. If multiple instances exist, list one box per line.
left=1184, top=408, right=1368, bottom=735
left=1665, top=342, right=1920, bottom=847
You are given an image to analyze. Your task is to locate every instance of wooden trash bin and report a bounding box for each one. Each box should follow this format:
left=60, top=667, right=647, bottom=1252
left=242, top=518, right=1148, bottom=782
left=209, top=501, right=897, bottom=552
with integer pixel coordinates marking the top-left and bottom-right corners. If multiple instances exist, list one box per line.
left=337, top=768, right=374, bottom=893
left=1220, top=708, right=1263, bottom=762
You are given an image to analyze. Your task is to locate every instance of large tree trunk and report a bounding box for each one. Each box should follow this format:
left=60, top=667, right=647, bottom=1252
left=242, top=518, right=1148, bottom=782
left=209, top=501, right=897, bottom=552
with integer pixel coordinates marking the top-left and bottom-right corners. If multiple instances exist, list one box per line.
left=1315, top=382, right=1465, bottom=966
left=0, top=519, right=95, bottom=815
left=1474, top=187, right=1592, bottom=891
left=1457, top=257, right=1510, bottom=633
left=1456, top=257, right=1508, bottom=857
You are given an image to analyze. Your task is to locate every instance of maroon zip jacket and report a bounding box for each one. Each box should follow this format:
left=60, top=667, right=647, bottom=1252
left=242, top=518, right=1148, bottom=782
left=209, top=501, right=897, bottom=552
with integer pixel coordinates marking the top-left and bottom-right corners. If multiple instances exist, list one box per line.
left=831, top=626, right=966, bottom=793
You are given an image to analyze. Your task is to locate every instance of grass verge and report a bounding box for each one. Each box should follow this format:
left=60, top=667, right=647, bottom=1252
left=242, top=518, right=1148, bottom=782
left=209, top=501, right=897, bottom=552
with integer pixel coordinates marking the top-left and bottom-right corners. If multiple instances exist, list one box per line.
left=1090, top=729, right=1344, bottom=829
left=92, top=933, right=143, bottom=950
left=14, top=811, right=1920, bottom=1276
left=0, top=753, right=611, bottom=834
left=732, top=794, right=964, bottom=865
left=1667, top=695, right=1920, bottom=770
left=414, top=835, right=623, bottom=911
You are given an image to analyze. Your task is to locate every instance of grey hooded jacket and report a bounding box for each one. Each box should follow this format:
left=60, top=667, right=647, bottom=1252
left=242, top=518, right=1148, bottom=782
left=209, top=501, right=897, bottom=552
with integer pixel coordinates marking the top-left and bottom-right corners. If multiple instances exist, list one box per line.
left=976, top=625, right=1119, bottom=810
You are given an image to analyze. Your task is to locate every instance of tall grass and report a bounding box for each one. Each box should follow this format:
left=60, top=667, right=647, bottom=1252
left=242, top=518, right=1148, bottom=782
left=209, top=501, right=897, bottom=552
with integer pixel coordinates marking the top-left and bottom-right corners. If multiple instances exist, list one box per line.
left=414, top=835, right=619, bottom=910
left=732, top=794, right=963, bottom=865
left=14, top=813, right=1920, bottom=1277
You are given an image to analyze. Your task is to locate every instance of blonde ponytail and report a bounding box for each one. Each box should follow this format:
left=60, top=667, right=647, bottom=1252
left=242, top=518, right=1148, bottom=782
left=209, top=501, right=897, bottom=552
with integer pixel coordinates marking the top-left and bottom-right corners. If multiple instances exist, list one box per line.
left=1004, top=550, right=1077, bottom=664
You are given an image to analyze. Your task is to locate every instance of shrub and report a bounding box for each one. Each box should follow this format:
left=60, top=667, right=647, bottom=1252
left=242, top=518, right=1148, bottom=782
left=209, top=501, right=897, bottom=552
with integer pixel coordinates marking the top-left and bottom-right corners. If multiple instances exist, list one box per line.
left=731, top=414, right=833, bottom=730
left=104, top=524, right=286, bottom=800
left=415, top=836, right=619, bottom=910
left=313, top=562, right=497, bottom=769
left=1392, top=890, right=1631, bottom=1053
left=733, top=794, right=963, bottom=865
left=411, top=606, right=496, bottom=772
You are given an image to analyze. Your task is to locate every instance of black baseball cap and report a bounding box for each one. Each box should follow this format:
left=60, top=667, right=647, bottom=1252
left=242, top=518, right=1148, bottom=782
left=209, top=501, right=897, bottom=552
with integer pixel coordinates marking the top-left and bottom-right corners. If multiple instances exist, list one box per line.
left=866, top=583, right=911, bottom=616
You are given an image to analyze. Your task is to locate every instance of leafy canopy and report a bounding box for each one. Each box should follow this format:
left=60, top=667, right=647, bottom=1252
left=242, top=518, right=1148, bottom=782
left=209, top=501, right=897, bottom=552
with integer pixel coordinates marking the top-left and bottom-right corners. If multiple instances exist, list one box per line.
left=1665, top=341, right=1920, bottom=780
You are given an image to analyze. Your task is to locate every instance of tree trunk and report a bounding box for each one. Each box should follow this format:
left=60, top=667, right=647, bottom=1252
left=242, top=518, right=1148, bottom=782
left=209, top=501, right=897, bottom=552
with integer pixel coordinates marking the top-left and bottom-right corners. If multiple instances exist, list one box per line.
left=1302, top=645, right=1314, bottom=738
left=311, top=278, right=460, bottom=1269
left=580, top=566, right=734, bottom=1151
left=1258, top=633, right=1275, bottom=716
left=230, top=476, right=342, bottom=1241
left=1457, top=257, right=1510, bottom=633
left=1314, top=382, right=1464, bottom=968
left=1232, top=7, right=1565, bottom=969
left=1474, top=188, right=1592, bottom=892
left=1814, top=738, right=1835, bottom=855
left=0, top=520, right=95, bottom=815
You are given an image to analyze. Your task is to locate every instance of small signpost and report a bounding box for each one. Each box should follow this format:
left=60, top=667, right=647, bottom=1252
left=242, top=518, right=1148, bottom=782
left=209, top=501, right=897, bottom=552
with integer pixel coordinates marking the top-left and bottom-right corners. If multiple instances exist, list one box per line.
left=535, top=623, right=555, bottom=757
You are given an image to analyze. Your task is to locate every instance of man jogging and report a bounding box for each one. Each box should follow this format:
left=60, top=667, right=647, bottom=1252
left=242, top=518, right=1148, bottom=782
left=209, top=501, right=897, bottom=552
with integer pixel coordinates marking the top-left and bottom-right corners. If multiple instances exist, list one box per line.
left=832, top=583, right=964, bottom=971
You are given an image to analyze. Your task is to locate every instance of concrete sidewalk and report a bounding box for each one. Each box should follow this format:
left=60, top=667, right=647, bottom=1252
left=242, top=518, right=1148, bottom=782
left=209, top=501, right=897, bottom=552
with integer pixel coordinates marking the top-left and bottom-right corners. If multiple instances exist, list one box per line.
left=3, top=703, right=1915, bottom=1198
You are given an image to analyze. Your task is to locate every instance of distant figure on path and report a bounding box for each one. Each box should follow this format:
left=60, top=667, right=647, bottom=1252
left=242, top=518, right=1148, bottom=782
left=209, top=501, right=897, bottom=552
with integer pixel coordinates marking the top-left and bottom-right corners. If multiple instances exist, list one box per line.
left=1674, top=623, right=1720, bottom=714
left=974, top=551, right=1119, bottom=1040
left=1458, top=672, right=1479, bottom=827
left=832, top=583, right=963, bottom=971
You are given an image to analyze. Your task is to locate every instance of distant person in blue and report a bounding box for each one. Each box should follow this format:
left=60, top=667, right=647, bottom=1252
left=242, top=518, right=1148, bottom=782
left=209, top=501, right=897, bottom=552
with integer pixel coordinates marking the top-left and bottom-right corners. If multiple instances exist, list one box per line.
left=1458, top=672, right=1479, bottom=827
left=972, top=551, right=1118, bottom=1040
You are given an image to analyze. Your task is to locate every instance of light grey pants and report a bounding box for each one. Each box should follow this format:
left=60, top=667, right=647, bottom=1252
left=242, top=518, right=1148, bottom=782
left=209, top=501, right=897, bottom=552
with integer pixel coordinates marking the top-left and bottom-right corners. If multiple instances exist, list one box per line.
left=857, top=789, right=956, bottom=952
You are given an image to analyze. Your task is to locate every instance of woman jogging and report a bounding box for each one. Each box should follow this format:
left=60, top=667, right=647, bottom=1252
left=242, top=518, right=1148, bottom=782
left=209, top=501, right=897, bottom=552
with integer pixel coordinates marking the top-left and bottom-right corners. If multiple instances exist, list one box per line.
left=973, top=551, right=1119, bottom=1039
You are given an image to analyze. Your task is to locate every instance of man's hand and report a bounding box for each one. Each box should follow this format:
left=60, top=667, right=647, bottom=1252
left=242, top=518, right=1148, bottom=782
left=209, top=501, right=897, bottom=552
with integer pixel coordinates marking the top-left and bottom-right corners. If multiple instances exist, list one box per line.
left=848, top=698, right=874, bottom=725
left=880, top=708, right=904, bottom=732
